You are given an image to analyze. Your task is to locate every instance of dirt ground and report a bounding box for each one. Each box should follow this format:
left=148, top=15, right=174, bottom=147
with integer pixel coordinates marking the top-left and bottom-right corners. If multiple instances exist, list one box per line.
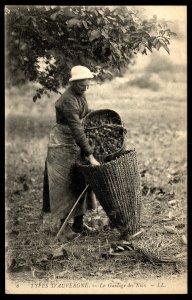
left=5, top=74, right=187, bottom=294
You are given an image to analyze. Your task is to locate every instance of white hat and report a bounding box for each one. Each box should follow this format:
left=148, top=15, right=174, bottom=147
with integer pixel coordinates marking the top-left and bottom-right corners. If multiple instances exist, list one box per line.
left=69, top=65, right=94, bottom=82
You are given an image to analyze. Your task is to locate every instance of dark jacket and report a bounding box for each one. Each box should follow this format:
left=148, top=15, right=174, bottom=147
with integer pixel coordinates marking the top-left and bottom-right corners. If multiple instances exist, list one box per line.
left=55, top=86, right=93, bottom=156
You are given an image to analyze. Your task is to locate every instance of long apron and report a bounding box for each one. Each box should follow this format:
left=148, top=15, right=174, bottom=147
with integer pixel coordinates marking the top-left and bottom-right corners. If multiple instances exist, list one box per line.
left=46, top=123, right=86, bottom=221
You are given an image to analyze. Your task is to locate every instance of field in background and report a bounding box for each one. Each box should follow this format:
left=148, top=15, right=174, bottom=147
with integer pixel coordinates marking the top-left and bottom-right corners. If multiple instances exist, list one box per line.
left=5, top=52, right=187, bottom=292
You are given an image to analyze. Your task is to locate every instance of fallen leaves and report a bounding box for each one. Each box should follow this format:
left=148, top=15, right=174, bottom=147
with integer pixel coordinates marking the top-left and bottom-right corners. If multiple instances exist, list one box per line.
left=51, top=246, right=69, bottom=260
left=181, top=235, right=187, bottom=245
left=6, top=258, right=31, bottom=273
left=168, top=200, right=177, bottom=206
left=163, top=225, right=178, bottom=234
left=101, top=241, right=135, bottom=259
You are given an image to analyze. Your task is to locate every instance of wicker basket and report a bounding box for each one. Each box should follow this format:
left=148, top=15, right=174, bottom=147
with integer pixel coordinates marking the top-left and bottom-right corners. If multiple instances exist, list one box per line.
left=79, top=149, right=142, bottom=238
left=83, top=109, right=127, bottom=163
left=83, top=109, right=122, bottom=127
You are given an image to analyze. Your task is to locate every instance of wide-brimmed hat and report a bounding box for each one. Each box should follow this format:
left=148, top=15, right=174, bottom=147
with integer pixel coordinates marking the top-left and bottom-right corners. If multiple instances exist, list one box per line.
left=69, top=65, right=94, bottom=82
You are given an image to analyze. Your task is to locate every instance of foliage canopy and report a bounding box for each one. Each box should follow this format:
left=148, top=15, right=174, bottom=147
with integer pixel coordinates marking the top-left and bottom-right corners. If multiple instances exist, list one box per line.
left=5, top=5, right=176, bottom=101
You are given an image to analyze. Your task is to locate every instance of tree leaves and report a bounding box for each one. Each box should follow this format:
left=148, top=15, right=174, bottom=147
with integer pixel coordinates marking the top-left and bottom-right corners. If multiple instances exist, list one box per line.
left=138, top=43, right=145, bottom=53
left=118, top=15, right=125, bottom=23
left=158, top=39, right=170, bottom=54
left=110, top=42, right=122, bottom=57
left=101, top=30, right=109, bottom=39
left=66, top=18, right=81, bottom=28
left=82, top=20, right=88, bottom=30
left=50, top=12, right=58, bottom=21
left=32, top=96, right=36, bottom=103
left=153, top=36, right=170, bottom=54
left=88, top=29, right=101, bottom=41
left=6, top=5, right=175, bottom=98
left=59, top=7, right=77, bottom=19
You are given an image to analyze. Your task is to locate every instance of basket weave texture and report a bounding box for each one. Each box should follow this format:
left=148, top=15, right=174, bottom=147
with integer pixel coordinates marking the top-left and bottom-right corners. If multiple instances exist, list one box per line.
left=79, top=149, right=142, bottom=237
left=83, top=109, right=126, bottom=163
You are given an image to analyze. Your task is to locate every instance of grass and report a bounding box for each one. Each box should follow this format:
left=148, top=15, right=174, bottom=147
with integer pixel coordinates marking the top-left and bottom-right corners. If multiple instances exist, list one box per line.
left=5, top=71, right=187, bottom=294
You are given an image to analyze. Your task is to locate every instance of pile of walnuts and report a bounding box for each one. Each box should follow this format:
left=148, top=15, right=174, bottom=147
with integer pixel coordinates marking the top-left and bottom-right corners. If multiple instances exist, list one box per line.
left=85, top=118, right=125, bottom=156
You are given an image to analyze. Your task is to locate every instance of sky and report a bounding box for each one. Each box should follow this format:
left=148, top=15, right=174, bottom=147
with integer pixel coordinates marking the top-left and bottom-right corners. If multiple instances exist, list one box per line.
left=131, top=6, right=187, bottom=67
left=108, top=5, right=187, bottom=65
left=135, top=6, right=186, bottom=38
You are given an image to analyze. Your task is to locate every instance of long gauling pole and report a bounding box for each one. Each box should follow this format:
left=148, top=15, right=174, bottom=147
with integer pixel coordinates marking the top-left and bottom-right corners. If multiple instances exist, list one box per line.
left=53, top=184, right=89, bottom=243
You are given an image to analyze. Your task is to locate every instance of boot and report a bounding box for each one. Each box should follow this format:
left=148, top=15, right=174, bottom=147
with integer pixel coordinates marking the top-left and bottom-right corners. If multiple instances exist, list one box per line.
left=71, top=215, right=84, bottom=233
left=72, top=215, right=98, bottom=236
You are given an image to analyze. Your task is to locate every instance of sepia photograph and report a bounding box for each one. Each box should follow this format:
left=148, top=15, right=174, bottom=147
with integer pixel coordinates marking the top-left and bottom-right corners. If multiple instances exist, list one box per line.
left=5, top=5, right=187, bottom=294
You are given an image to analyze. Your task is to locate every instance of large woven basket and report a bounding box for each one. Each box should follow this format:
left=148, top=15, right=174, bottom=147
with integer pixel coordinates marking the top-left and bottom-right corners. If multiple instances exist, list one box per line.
left=79, top=149, right=142, bottom=238
left=83, top=109, right=126, bottom=163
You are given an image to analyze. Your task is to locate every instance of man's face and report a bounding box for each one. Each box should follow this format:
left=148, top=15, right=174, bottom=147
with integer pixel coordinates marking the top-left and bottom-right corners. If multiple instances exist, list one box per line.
left=72, top=79, right=90, bottom=95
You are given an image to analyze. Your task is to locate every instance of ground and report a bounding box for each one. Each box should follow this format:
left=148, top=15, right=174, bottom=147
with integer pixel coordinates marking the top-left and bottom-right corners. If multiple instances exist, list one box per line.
left=5, top=71, right=187, bottom=294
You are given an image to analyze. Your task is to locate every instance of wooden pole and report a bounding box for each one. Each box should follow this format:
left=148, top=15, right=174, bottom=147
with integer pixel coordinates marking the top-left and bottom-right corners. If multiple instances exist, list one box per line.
left=53, top=184, right=89, bottom=243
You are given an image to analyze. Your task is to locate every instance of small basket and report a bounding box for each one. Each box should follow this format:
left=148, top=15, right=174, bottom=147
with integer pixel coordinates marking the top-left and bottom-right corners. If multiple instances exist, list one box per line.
left=79, top=149, right=142, bottom=238
left=83, top=109, right=127, bottom=163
